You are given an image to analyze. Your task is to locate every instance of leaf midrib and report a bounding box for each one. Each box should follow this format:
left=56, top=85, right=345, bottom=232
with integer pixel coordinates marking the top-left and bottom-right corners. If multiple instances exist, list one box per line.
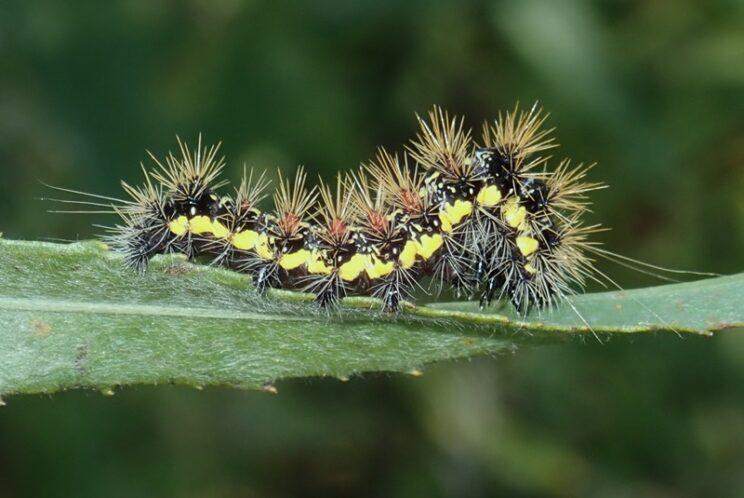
left=0, top=296, right=310, bottom=321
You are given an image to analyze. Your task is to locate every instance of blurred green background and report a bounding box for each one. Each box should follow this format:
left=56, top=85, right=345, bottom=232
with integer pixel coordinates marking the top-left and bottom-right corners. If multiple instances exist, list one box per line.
left=1, top=1, right=743, bottom=497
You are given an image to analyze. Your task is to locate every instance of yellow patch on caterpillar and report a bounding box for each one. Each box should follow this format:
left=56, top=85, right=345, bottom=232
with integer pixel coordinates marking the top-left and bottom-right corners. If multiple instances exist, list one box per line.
left=254, top=234, right=274, bottom=260
left=307, top=253, right=333, bottom=275
left=439, top=200, right=473, bottom=233
left=279, top=249, right=311, bottom=270
left=211, top=220, right=230, bottom=239
left=168, top=216, right=190, bottom=236
left=438, top=214, right=453, bottom=233
left=399, top=241, right=418, bottom=269
left=502, top=198, right=527, bottom=228
left=169, top=215, right=226, bottom=238
left=414, top=233, right=443, bottom=260
left=188, top=215, right=214, bottom=235
left=524, top=263, right=537, bottom=274
left=307, top=254, right=332, bottom=275
left=476, top=185, right=502, bottom=207
left=365, top=256, right=394, bottom=279
left=231, top=229, right=259, bottom=250
left=339, top=253, right=370, bottom=282
left=516, top=236, right=539, bottom=256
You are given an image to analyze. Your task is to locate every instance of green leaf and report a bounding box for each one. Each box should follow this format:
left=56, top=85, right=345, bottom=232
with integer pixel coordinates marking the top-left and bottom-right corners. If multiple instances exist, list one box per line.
left=0, top=239, right=741, bottom=398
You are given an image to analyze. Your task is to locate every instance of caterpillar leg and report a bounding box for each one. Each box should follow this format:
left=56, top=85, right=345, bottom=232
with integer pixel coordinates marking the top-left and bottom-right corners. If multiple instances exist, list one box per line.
left=371, top=266, right=418, bottom=313
left=382, top=287, right=400, bottom=313
left=316, top=286, right=341, bottom=309
left=374, top=280, right=402, bottom=313
left=479, top=269, right=506, bottom=308
left=302, top=269, right=347, bottom=309
left=251, top=262, right=281, bottom=295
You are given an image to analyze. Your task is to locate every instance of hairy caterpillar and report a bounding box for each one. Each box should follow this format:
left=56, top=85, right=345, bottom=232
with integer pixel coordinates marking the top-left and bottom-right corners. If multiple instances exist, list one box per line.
left=48, top=104, right=708, bottom=321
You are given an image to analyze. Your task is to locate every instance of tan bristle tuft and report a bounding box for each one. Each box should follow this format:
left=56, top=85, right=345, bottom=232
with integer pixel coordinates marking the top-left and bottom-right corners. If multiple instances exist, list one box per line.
left=481, top=103, right=556, bottom=160
left=547, top=219, right=604, bottom=291
left=316, top=172, right=355, bottom=244
left=150, top=135, right=228, bottom=196
left=119, top=167, right=165, bottom=216
left=235, top=167, right=271, bottom=212
left=363, top=148, right=426, bottom=215
left=349, top=169, right=390, bottom=236
left=408, top=106, right=473, bottom=179
left=546, top=159, right=607, bottom=215
left=273, top=167, right=317, bottom=236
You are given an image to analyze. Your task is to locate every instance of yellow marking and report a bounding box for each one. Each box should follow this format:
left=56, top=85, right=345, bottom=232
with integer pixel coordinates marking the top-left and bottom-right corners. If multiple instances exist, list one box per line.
left=255, top=234, right=274, bottom=260
left=414, top=233, right=443, bottom=260
left=366, top=256, right=394, bottom=279
left=339, top=253, right=370, bottom=282
left=211, top=220, right=230, bottom=239
left=438, top=213, right=453, bottom=233
left=168, top=216, right=189, bottom=236
left=307, top=255, right=332, bottom=275
left=189, top=215, right=213, bottom=235
left=503, top=198, right=527, bottom=228
left=516, top=236, right=539, bottom=256
left=399, top=241, right=418, bottom=269
left=524, top=263, right=537, bottom=274
left=443, top=200, right=473, bottom=225
left=231, top=229, right=259, bottom=250
left=279, top=249, right=310, bottom=270
left=477, top=185, right=502, bottom=207
left=169, top=215, right=232, bottom=238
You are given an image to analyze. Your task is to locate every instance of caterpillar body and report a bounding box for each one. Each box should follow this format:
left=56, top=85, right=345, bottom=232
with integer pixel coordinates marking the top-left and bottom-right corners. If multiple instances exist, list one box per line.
left=51, top=104, right=689, bottom=316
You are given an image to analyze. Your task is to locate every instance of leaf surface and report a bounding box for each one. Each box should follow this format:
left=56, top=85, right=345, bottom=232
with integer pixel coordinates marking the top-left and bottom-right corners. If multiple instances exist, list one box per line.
left=0, top=240, right=741, bottom=396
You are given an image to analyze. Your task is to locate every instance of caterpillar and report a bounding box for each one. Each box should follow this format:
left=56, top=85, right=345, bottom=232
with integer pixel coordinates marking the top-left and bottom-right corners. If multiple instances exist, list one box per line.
left=48, top=104, right=706, bottom=318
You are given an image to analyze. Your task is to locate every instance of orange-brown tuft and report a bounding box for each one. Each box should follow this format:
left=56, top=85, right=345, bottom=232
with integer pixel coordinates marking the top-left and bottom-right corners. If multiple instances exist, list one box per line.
left=367, top=210, right=388, bottom=234
left=400, top=189, right=422, bottom=214
left=279, top=212, right=301, bottom=234
left=329, top=217, right=347, bottom=240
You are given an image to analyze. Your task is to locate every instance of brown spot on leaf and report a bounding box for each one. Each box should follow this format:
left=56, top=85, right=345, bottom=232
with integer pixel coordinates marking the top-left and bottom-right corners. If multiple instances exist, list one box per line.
left=164, top=263, right=192, bottom=275
left=32, top=320, right=52, bottom=336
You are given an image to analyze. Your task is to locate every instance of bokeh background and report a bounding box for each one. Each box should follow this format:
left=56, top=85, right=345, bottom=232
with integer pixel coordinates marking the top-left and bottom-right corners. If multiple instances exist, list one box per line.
left=1, top=1, right=743, bottom=497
